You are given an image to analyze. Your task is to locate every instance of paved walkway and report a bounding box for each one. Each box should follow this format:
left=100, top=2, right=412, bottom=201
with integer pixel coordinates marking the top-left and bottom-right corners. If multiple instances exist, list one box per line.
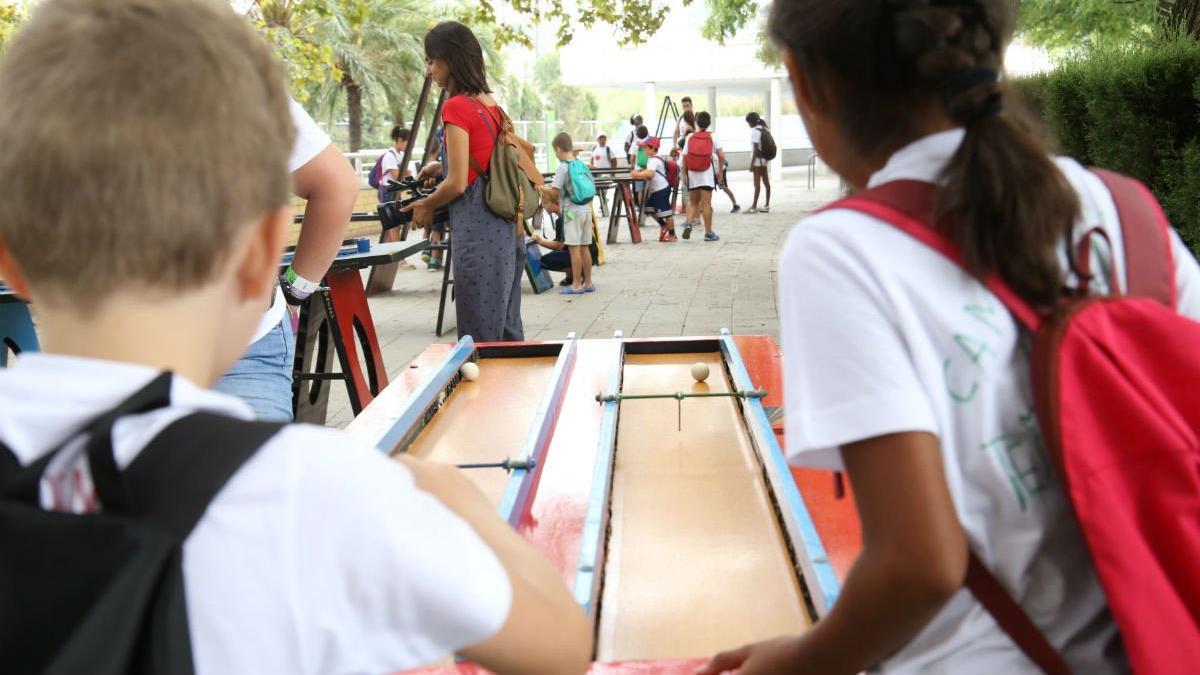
left=320, top=168, right=843, bottom=427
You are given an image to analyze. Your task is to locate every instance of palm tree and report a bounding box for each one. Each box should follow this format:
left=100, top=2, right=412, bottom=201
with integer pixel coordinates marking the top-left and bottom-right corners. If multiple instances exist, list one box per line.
left=305, top=0, right=428, bottom=151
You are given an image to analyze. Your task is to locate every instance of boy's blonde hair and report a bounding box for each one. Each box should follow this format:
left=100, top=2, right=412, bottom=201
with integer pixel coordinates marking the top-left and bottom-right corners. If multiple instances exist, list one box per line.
left=552, top=132, right=574, bottom=154
left=0, top=0, right=294, bottom=307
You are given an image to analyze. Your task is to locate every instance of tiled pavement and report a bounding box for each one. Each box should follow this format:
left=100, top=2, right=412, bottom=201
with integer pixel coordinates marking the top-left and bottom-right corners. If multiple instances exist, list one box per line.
left=319, top=168, right=844, bottom=428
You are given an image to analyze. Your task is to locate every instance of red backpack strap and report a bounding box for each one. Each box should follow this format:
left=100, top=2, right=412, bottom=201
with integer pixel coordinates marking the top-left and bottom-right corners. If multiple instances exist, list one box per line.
left=966, top=553, right=1072, bottom=675
left=829, top=180, right=1042, bottom=331
left=832, top=181, right=1074, bottom=674
left=1090, top=168, right=1176, bottom=308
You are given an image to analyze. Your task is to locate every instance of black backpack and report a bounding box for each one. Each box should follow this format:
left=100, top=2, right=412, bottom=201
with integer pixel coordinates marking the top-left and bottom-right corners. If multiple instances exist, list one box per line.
left=0, top=373, right=283, bottom=674
left=758, top=126, right=778, bottom=161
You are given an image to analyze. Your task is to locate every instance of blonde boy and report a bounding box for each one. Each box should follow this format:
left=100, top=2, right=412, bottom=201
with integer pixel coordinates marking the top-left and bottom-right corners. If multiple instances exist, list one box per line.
left=539, top=133, right=596, bottom=294
left=0, top=1, right=590, bottom=673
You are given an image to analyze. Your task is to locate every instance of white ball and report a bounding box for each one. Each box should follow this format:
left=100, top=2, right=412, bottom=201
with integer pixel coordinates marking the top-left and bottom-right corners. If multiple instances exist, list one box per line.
left=691, top=362, right=710, bottom=383
left=460, top=361, right=480, bottom=382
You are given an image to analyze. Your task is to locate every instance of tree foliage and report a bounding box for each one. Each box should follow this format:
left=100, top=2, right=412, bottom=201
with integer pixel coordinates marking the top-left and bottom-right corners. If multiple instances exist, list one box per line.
left=0, top=2, right=29, bottom=54
left=1017, top=0, right=1160, bottom=51
left=534, top=53, right=598, bottom=139
left=246, top=0, right=341, bottom=102
left=304, top=0, right=428, bottom=150
left=700, top=0, right=758, bottom=44
left=458, top=0, right=696, bottom=48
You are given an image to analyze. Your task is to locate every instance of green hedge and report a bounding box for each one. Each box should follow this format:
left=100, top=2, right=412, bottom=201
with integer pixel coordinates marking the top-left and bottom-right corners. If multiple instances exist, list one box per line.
left=1013, top=40, right=1200, bottom=254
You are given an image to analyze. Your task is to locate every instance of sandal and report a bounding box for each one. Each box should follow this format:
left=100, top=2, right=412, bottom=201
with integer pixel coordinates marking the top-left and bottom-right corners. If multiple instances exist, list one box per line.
left=584, top=286, right=596, bottom=293
left=560, top=287, right=585, bottom=295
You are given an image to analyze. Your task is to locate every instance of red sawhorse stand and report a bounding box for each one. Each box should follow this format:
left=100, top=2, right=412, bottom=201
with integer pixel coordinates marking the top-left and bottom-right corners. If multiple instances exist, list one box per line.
left=291, top=239, right=429, bottom=424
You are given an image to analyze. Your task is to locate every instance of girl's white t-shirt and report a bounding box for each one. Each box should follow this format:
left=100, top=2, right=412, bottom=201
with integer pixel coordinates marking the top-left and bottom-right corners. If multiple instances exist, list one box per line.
left=780, top=129, right=1200, bottom=674
left=682, top=132, right=721, bottom=188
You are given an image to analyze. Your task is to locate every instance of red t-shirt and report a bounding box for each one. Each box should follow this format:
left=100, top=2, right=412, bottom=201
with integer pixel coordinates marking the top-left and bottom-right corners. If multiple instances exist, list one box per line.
left=441, top=95, right=502, bottom=185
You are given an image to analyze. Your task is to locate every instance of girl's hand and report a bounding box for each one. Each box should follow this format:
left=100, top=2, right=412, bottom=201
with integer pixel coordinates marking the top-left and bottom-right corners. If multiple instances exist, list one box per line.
left=695, top=635, right=804, bottom=675
left=401, top=200, right=434, bottom=230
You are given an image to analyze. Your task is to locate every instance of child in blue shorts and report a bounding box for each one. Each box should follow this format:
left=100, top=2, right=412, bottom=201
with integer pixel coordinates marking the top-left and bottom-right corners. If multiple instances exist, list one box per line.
left=630, top=137, right=678, bottom=242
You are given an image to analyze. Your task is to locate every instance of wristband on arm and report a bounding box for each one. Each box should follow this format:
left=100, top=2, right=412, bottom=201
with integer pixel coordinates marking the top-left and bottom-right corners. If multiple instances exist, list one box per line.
left=281, top=266, right=321, bottom=306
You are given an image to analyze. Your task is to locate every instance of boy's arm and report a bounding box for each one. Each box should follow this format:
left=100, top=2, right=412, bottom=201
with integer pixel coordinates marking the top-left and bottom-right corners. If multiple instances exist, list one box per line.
left=290, top=144, right=359, bottom=286
left=397, top=456, right=592, bottom=675
left=531, top=233, right=565, bottom=251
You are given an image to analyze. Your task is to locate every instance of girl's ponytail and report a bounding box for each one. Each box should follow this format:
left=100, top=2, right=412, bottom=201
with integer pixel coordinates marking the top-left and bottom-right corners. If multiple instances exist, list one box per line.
left=770, top=0, right=1080, bottom=308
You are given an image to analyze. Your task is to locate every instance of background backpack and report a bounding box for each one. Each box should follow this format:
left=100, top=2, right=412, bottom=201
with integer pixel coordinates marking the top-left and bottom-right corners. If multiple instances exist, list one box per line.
left=467, top=98, right=543, bottom=224
left=655, top=157, right=679, bottom=189
left=834, top=171, right=1200, bottom=674
left=565, top=159, right=596, bottom=205
left=685, top=130, right=714, bottom=172
left=0, top=373, right=283, bottom=674
left=368, top=148, right=397, bottom=189
left=757, top=126, right=778, bottom=161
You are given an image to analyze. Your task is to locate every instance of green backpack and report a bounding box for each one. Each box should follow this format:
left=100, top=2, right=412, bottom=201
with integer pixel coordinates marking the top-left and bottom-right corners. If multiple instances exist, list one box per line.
left=467, top=99, right=542, bottom=224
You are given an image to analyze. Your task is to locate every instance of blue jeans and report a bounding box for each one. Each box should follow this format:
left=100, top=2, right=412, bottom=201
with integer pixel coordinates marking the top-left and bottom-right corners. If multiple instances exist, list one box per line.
left=213, top=317, right=296, bottom=422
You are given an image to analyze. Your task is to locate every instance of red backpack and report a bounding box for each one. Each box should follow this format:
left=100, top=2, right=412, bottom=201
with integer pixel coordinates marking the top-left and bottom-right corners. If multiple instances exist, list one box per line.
left=685, top=130, right=714, bottom=172
left=655, top=157, right=679, bottom=189
left=834, top=170, right=1200, bottom=674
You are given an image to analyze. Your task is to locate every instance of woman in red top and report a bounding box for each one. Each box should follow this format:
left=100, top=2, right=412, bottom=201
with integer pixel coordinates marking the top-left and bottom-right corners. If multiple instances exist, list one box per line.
left=406, top=21, right=524, bottom=342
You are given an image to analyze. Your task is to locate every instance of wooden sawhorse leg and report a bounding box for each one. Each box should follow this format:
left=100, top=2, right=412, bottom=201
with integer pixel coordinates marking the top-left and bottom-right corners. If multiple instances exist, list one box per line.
left=435, top=239, right=455, bottom=337
left=326, top=267, right=388, bottom=415
left=624, top=183, right=642, bottom=243
left=291, top=270, right=390, bottom=421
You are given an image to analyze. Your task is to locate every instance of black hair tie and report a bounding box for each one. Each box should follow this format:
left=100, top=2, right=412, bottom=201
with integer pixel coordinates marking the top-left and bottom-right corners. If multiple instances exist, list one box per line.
left=941, top=66, right=1003, bottom=121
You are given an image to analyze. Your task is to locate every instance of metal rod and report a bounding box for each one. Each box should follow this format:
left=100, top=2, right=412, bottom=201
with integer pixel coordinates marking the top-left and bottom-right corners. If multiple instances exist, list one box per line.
left=456, top=458, right=536, bottom=472
left=595, top=389, right=767, bottom=404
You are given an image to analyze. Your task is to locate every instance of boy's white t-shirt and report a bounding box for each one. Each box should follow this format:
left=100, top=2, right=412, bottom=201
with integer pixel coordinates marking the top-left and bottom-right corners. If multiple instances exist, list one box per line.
left=682, top=131, right=721, bottom=188
left=780, top=129, right=1200, bottom=673
left=591, top=144, right=615, bottom=168
left=251, top=98, right=334, bottom=345
left=643, top=155, right=670, bottom=194
left=0, top=354, right=512, bottom=674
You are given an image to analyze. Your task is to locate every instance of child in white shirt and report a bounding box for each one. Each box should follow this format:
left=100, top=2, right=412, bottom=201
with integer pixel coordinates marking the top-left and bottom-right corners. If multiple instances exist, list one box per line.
left=590, top=133, right=616, bottom=169
left=700, top=1, right=1200, bottom=674
left=0, top=2, right=591, bottom=673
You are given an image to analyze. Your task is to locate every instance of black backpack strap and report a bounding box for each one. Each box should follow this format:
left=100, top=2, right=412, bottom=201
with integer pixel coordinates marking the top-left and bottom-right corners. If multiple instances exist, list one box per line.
left=0, top=440, right=18, bottom=480
left=1, top=372, right=174, bottom=505
left=121, top=412, right=284, bottom=538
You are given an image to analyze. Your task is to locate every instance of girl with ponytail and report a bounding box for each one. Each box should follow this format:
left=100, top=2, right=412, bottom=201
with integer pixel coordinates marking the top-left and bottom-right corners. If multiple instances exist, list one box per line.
left=698, top=1, right=1200, bottom=673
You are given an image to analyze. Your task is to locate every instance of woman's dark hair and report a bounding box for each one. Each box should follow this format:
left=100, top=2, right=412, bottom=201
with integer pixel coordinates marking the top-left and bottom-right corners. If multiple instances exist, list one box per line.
left=424, top=21, right=491, bottom=96
left=391, top=126, right=410, bottom=142
left=636, top=125, right=649, bottom=139
left=769, top=0, right=1078, bottom=308
left=682, top=110, right=696, bottom=130
left=696, top=111, right=712, bottom=129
